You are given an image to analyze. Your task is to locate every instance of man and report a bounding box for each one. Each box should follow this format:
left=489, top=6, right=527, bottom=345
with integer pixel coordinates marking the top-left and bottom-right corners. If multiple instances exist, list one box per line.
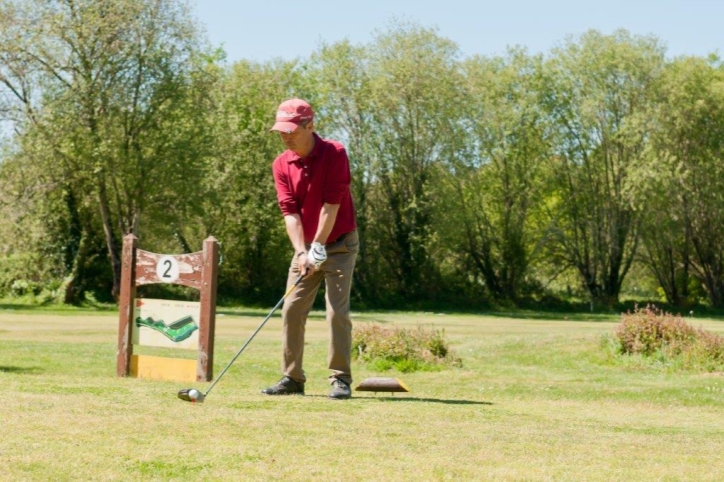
left=262, top=98, right=358, bottom=400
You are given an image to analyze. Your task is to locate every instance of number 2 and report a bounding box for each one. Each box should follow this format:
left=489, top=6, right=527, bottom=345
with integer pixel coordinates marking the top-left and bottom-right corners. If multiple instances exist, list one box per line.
left=162, top=259, right=172, bottom=278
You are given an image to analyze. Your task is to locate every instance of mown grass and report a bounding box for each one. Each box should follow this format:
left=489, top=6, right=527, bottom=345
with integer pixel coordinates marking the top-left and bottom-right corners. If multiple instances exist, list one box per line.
left=2, top=307, right=724, bottom=481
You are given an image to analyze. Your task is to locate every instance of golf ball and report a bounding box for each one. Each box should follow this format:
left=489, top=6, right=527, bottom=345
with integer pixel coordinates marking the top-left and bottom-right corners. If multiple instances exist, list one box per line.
left=188, top=389, right=199, bottom=400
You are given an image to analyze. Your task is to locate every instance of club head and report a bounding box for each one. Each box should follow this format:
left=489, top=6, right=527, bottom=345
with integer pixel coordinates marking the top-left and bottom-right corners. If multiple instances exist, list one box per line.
left=177, top=388, right=205, bottom=403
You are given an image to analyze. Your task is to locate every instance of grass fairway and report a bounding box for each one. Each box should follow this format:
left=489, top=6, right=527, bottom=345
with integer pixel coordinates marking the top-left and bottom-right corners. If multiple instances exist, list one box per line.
left=2, top=307, right=724, bottom=481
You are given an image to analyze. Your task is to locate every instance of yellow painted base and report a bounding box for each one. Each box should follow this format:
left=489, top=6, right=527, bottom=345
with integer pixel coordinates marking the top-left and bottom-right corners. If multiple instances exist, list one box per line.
left=130, top=354, right=196, bottom=382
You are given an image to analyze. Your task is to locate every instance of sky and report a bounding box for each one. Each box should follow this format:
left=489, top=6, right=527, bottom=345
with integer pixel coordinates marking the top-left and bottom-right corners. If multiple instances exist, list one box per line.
left=191, top=0, right=723, bottom=63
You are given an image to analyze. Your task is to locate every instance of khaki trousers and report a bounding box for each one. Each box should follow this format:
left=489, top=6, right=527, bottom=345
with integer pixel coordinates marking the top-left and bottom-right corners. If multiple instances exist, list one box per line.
left=281, top=230, right=358, bottom=385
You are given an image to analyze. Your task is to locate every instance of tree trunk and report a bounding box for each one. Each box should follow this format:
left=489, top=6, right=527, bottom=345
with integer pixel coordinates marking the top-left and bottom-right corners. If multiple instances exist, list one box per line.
left=97, top=174, right=122, bottom=301
left=63, top=229, right=89, bottom=305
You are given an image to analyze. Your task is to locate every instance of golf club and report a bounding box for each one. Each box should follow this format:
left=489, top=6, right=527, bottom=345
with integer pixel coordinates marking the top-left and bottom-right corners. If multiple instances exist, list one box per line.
left=178, top=272, right=305, bottom=403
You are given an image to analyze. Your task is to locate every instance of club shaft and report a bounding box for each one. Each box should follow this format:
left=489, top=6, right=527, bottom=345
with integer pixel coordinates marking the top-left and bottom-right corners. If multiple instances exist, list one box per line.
left=203, top=273, right=304, bottom=397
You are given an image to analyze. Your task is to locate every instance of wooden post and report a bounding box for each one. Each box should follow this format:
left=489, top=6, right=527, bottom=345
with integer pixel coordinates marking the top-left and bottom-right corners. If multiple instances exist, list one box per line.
left=116, top=234, right=138, bottom=377
left=197, top=236, right=220, bottom=381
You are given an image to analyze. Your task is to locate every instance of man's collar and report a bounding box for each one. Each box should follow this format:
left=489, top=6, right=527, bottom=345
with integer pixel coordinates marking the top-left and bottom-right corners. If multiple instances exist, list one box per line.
left=285, top=133, right=321, bottom=163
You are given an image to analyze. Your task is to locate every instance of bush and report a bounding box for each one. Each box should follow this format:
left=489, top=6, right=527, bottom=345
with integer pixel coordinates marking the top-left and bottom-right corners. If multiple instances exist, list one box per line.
left=614, top=304, right=724, bottom=371
left=10, top=279, right=41, bottom=297
left=352, top=323, right=461, bottom=373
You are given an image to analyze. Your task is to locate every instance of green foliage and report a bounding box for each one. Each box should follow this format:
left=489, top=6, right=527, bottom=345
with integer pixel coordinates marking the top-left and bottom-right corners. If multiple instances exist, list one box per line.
left=355, top=21, right=463, bottom=301
left=200, top=59, right=302, bottom=304
left=352, top=323, right=461, bottom=372
left=441, top=48, right=548, bottom=303
left=614, top=304, right=724, bottom=371
left=4, top=10, right=724, bottom=312
left=0, top=0, right=215, bottom=302
left=539, top=29, right=666, bottom=308
left=636, top=56, right=724, bottom=308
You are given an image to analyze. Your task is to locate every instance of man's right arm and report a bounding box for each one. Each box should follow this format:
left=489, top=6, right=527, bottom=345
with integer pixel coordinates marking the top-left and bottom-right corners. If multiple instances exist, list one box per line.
left=285, top=213, right=314, bottom=275
left=284, top=214, right=306, bottom=255
left=273, top=160, right=305, bottom=255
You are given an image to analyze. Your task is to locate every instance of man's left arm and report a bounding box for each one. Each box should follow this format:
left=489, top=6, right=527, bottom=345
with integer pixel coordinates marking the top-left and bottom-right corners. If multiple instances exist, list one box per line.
left=316, top=143, right=350, bottom=244
left=306, top=202, right=339, bottom=271
left=313, top=203, right=340, bottom=244
left=307, top=143, right=349, bottom=268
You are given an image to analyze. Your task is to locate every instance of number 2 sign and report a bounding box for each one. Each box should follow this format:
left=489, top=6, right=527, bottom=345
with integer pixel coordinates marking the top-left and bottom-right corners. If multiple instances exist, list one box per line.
left=156, top=256, right=180, bottom=283
left=117, top=235, right=220, bottom=382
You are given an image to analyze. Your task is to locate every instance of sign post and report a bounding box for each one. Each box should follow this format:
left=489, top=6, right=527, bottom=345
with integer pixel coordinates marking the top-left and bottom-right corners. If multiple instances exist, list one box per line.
left=116, top=235, right=220, bottom=382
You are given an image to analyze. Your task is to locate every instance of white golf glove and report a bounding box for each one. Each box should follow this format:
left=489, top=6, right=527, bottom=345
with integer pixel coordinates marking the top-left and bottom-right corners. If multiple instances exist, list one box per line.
left=308, top=242, right=327, bottom=268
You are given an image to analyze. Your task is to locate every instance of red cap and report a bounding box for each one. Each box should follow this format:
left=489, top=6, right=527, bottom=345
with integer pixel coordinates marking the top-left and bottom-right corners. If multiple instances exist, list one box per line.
left=270, top=98, right=314, bottom=133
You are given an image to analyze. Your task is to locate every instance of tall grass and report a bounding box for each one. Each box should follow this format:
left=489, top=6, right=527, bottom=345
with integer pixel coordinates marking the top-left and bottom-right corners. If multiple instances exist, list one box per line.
left=352, top=323, right=461, bottom=372
left=615, top=304, right=724, bottom=371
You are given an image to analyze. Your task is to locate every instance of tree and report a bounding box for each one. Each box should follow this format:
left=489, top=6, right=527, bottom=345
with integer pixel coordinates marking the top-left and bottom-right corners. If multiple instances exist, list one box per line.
left=539, top=29, right=665, bottom=307
left=639, top=56, right=724, bottom=307
left=198, top=58, right=302, bottom=304
left=362, top=21, right=466, bottom=302
left=0, top=0, right=212, bottom=302
left=304, top=40, right=381, bottom=303
left=440, top=48, right=548, bottom=302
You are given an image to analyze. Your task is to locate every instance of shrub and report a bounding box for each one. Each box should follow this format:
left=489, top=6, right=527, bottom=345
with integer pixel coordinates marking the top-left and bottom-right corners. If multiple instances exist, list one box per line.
left=10, top=279, right=41, bottom=297
left=352, top=323, right=461, bottom=373
left=614, top=304, right=724, bottom=371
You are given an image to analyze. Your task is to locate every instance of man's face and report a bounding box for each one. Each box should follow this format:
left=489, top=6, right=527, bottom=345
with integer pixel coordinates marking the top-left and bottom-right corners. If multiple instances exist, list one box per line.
left=279, top=121, right=314, bottom=154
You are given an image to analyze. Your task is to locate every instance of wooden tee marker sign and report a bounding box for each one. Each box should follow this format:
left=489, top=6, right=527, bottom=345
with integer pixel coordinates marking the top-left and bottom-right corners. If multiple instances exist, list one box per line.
left=355, top=377, right=410, bottom=393
left=116, top=234, right=220, bottom=383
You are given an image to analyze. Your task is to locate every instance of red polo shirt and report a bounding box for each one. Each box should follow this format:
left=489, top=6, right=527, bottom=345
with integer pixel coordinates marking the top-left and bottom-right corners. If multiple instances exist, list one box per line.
left=273, top=133, right=357, bottom=244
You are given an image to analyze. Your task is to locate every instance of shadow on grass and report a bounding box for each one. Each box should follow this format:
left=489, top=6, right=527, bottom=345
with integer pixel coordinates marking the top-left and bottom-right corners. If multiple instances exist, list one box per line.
left=216, top=309, right=280, bottom=318
left=0, top=302, right=116, bottom=313
left=483, top=300, right=724, bottom=323
left=262, top=394, right=492, bottom=405
left=0, top=365, right=42, bottom=374
left=343, top=299, right=724, bottom=323
left=0, top=303, right=32, bottom=311
left=483, top=310, right=618, bottom=322
left=362, top=396, right=493, bottom=405
left=216, top=309, right=327, bottom=321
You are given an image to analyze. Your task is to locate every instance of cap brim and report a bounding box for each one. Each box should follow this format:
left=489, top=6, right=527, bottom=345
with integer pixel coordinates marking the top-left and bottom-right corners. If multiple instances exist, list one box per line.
left=270, top=121, right=300, bottom=133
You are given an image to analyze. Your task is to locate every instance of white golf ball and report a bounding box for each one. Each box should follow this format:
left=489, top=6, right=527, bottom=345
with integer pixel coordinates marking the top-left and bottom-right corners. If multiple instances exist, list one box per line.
left=188, top=389, right=199, bottom=400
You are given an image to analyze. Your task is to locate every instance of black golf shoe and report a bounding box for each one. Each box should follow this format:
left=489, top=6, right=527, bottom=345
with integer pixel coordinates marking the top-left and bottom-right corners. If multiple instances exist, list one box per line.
left=329, top=378, right=351, bottom=400
left=262, top=376, right=305, bottom=395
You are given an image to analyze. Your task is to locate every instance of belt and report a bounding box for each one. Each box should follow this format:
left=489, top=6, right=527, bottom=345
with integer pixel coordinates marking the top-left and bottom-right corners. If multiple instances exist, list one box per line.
left=330, top=231, right=352, bottom=244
